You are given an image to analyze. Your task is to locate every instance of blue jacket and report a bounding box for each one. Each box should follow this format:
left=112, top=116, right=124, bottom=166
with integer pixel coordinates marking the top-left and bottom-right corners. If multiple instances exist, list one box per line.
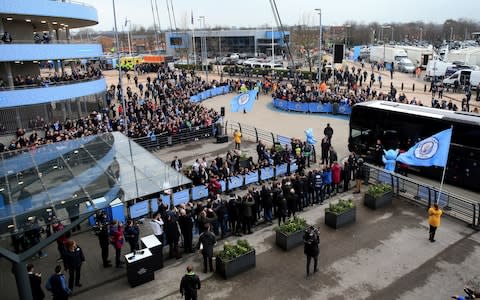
left=324, top=169, right=332, bottom=184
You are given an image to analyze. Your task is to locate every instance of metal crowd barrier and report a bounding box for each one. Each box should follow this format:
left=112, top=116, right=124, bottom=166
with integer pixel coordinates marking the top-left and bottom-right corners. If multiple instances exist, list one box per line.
left=225, top=121, right=316, bottom=163
left=365, top=163, right=479, bottom=230
left=132, top=125, right=215, bottom=151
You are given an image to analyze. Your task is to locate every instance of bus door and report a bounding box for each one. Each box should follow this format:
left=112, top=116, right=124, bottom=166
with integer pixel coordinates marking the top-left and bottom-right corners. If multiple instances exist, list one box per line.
left=459, top=70, right=471, bottom=86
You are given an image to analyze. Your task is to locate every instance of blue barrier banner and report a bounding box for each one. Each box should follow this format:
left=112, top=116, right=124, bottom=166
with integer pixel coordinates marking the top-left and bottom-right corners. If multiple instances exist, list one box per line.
left=338, top=103, right=352, bottom=115
left=273, top=98, right=289, bottom=110
left=260, top=167, right=274, bottom=180
left=290, top=162, right=298, bottom=173
left=276, top=163, right=288, bottom=176
left=150, top=198, right=158, bottom=214
left=308, top=102, right=333, bottom=113
left=245, top=171, right=259, bottom=185
left=191, top=185, right=209, bottom=200
left=129, top=200, right=149, bottom=219
left=287, top=101, right=309, bottom=112
left=223, top=85, right=230, bottom=94
left=228, top=175, right=244, bottom=190
left=173, top=189, right=190, bottom=206
left=190, top=95, right=201, bottom=103
left=219, top=180, right=226, bottom=192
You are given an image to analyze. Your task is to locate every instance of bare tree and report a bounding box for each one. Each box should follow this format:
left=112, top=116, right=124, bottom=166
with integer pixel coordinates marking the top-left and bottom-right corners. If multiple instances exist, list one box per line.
left=291, top=14, right=318, bottom=80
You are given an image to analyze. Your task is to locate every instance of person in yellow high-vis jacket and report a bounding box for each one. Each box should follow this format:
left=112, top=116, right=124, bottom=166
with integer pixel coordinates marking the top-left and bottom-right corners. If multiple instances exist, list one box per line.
left=428, top=203, right=443, bottom=242
left=233, top=130, right=242, bottom=150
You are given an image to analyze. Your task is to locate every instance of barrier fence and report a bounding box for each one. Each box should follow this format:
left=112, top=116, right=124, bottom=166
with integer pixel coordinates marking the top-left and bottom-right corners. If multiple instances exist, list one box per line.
left=365, top=163, right=479, bottom=229
left=127, top=159, right=300, bottom=219
left=272, top=98, right=352, bottom=115
left=132, top=125, right=215, bottom=151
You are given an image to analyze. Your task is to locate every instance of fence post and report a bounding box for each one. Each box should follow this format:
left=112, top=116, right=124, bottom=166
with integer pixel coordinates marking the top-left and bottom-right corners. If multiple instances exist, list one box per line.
left=312, top=145, right=317, bottom=163
left=254, top=127, right=259, bottom=143
left=412, top=83, right=415, bottom=92
left=424, top=84, right=427, bottom=92
left=401, top=83, right=404, bottom=91
left=224, top=120, right=228, bottom=136
left=427, top=187, right=432, bottom=208
left=271, top=132, right=275, bottom=146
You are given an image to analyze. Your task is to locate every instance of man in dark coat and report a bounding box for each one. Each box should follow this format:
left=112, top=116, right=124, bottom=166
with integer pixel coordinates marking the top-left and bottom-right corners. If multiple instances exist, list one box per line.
left=46, top=265, right=71, bottom=300
left=321, top=136, right=331, bottom=165
left=179, top=265, right=201, bottom=300
left=62, top=240, right=85, bottom=290
left=323, top=123, right=333, bottom=142
left=304, top=226, right=320, bottom=277
left=28, top=264, right=45, bottom=300
left=165, top=212, right=182, bottom=259
left=242, top=195, right=255, bottom=234
left=197, top=225, right=216, bottom=273
left=178, top=209, right=194, bottom=253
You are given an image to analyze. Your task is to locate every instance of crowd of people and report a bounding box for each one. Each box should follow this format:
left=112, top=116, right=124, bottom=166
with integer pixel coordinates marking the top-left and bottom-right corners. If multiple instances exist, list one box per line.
left=0, top=65, right=102, bottom=90
left=1, top=66, right=225, bottom=152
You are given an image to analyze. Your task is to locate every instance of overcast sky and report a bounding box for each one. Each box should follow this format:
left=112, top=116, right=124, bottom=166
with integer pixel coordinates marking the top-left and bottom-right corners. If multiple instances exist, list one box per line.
left=80, top=0, right=480, bottom=31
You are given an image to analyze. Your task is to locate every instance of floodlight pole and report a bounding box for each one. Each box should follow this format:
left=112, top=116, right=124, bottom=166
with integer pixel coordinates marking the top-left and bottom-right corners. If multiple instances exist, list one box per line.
left=112, top=0, right=127, bottom=129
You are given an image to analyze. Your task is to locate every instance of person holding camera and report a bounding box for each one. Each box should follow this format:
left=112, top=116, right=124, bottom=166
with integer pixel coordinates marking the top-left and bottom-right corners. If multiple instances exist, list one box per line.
left=27, top=264, right=45, bottom=300
left=94, top=212, right=111, bottom=268
left=304, top=225, right=320, bottom=278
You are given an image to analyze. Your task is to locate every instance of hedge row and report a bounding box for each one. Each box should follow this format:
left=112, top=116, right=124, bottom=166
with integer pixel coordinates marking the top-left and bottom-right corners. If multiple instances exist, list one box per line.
left=174, top=64, right=213, bottom=71
left=222, top=65, right=318, bottom=80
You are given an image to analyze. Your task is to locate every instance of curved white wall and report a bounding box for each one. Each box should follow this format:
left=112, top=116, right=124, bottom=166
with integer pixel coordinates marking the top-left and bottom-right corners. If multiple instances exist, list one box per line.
left=0, top=77, right=106, bottom=108
left=0, top=0, right=98, bottom=24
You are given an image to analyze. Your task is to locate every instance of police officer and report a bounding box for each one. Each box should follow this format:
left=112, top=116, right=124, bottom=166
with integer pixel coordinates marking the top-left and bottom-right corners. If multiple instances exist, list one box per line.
left=94, top=212, right=111, bottom=268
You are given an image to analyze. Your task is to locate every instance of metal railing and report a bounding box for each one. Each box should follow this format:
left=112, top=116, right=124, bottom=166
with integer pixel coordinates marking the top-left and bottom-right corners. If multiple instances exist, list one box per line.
left=132, top=125, right=215, bottom=151
left=0, top=39, right=97, bottom=45
left=225, top=121, right=317, bottom=163
left=365, top=163, right=479, bottom=230
left=0, top=76, right=103, bottom=91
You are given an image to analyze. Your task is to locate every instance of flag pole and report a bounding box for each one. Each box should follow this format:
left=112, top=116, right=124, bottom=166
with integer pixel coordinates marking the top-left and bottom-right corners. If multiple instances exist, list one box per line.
left=436, top=125, right=453, bottom=206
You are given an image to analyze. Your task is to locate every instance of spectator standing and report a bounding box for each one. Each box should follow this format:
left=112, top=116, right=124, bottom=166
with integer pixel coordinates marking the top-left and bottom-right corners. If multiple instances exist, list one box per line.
left=46, top=265, right=71, bottom=300
left=62, top=240, right=84, bottom=290
left=27, top=264, right=45, bottom=300
left=197, top=225, right=216, bottom=273
left=124, top=219, right=140, bottom=253
left=171, top=156, right=183, bottom=172
left=165, top=212, right=182, bottom=259
left=179, top=265, right=201, bottom=300
left=178, top=209, right=194, bottom=253
left=320, top=136, right=330, bottom=165
left=109, top=220, right=124, bottom=268
left=304, top=226, right=320, bottom=278
left=428, top=203, right=443, bottom=242
left=323, top=123, right=333, bottom=142
left=331, top=161, right=341, bottom=194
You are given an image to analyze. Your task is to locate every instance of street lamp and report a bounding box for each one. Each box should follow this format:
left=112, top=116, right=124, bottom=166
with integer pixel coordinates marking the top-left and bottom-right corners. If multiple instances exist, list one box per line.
left=125, top=18, right=132, bottom=56
left=344, top=24, right=351, bottom=47
left=381, top=25, right=391, bottom=66
left=419, top=27, right=423, bottom=42
left=112, top=0, right=127, bottom=128
left=315, top=8, right=322, bottom=84
left=198, top=16, right=208, bottom=81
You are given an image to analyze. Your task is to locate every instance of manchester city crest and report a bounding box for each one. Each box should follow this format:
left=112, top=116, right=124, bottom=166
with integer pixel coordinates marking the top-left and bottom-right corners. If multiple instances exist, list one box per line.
left=414, top=137, right=439, bottom=159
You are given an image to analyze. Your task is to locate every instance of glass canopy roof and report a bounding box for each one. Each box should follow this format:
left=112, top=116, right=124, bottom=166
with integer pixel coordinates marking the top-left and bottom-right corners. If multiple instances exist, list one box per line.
left=0, top=132, right=191, bottom=239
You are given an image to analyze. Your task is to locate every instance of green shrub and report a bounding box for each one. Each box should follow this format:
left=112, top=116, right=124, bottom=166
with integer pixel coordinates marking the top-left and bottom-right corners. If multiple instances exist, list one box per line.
left=277, top=216, right=307, bottom=234
left=366, top=183, right=392, bottom=198
left=217, top=240, right=253, bottom=261
left=325, top=199, right=355, bottom=215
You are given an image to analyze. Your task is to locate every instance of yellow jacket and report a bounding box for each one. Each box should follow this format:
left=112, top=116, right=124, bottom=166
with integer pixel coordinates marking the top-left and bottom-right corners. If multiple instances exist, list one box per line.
left=233, top=131, right=242, bottom=144
left=428, top=207, right=443, bottom=227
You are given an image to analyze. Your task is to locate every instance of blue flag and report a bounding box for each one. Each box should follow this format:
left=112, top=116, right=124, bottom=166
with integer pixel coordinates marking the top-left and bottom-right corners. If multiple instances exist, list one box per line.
left=230, top=90, right=258, bottom=112
left=396, top=128, right=452, bottom=167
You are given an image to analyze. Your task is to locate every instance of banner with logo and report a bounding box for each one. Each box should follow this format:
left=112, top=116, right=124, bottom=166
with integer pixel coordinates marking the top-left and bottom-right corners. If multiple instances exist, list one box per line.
left=189, top=86, right=230, bottom=103
left=129, top=200, right=149, bottom=219
left=287, top=101, right=309, bottom=112
left=290, top=161, right=298, bottom=173
left=245, top=171, right=259, bottom=185
left=173, top=189, right=190, bottom=206
left=228, top=175, right=244, bottom=190
left=308, top=102, right=332, bottom=113
left=191, top=185, right=209, bottom=200
left=273, top=98, right=289, bottom=110
left=231, top=90, right=258, bottom=112
left=219, top=180, right=226, bottom=192
left=260, top=167, right=274, bottom=180
left=273, top=98, right=351, bottom=115
left=338, top=102, right=352, bottom=115
left=276, top=163, right=288, bottom=176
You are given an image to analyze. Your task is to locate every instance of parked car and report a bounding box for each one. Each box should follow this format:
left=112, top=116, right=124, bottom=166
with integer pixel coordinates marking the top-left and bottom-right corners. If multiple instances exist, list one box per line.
left=397, top=58, right=415, bottom=73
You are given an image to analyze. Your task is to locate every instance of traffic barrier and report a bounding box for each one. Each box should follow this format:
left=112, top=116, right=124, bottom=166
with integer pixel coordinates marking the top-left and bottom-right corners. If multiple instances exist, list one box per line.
left=272, top=98, right=352, bottom=115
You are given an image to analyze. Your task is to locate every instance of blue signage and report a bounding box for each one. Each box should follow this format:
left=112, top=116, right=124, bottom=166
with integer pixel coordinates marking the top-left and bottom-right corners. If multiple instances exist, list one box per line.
left=189, top=86, right=230, bottom=103
left=219, top=180, right=226, bottom=192
left=228, top=175, right=244, bottom=190
left=129, top=200, right=149, bottom=219
left=260, top=167, right=274, bottom=180
left=191, top=185, right=209, bottom=200
left=290, top=162, right=298, bottom=173
left=173, top=189, right=190, bottom=206
left=272, top=98, right=351, bottom=115
left=276, top=163, right=288, bottom=176
left=245, top=171, right=259, bottom=185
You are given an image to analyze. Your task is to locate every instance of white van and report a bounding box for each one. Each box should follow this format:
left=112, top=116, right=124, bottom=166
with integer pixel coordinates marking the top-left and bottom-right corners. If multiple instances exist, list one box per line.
left=443, top=70, right=480, bottom=89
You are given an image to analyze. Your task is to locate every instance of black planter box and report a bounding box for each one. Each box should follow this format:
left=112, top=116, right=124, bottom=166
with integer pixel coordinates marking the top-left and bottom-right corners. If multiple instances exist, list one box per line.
left=325, top=206, right=356, bottom=229
left=216, top=249, right=256, bottom=279
left=364, top=191, right=393, bottom=210
left=276, top=230, right=304, bottom=251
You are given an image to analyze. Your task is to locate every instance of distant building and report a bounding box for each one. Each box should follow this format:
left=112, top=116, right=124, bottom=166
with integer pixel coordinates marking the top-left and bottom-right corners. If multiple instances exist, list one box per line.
left=165, top=29, right=290, bottom=58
